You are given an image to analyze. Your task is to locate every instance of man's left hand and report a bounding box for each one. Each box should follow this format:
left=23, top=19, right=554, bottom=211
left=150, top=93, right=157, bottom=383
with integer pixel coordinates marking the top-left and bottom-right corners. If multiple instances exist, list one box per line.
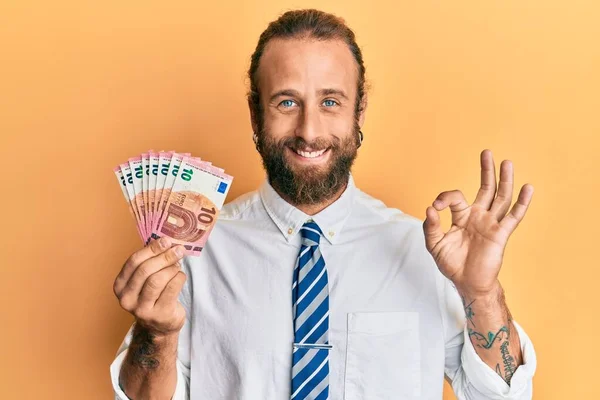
left=422, top=149, right=534, bottom=297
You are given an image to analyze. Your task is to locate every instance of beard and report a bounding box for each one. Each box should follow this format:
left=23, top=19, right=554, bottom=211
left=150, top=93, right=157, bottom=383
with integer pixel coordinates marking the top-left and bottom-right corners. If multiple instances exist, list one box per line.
left=257, top=122, right=361, bottom=206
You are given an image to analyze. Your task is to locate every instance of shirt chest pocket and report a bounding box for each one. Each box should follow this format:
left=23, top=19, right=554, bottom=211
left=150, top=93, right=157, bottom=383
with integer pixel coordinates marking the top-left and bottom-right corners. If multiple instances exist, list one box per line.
left=344, top=312, right=421, bottom=400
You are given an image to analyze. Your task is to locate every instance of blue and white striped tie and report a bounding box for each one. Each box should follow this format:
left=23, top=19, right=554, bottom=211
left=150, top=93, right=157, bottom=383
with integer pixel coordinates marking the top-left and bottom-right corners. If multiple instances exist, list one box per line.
left=291, top=221, right=330, bottom=400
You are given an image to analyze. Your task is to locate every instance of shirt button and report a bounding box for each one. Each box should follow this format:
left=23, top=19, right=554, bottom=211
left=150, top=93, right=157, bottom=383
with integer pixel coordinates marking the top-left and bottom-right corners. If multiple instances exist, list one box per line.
left=288, top=228, right=293, bottom=234
left=329, top=231, right=335, bottom=237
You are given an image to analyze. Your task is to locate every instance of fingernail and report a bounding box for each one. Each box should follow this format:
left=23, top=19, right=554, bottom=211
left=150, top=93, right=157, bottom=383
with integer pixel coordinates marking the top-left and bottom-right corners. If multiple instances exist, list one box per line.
left=174, top=245, right=184, bottom=257
left=159, top=237, right=170, bottom=249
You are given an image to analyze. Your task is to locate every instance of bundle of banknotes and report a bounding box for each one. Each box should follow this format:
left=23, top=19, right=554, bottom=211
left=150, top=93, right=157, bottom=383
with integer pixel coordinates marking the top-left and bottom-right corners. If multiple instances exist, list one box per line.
left=114, top=151, right=233, bottom=256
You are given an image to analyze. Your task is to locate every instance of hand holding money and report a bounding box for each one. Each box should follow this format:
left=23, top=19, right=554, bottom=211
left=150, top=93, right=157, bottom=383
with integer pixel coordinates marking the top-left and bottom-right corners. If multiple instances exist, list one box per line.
left=113, top=237, right=187, bottom=337
left=112, top=151, right=232, bottom=337
left=114, top=150, right=233, bottom=255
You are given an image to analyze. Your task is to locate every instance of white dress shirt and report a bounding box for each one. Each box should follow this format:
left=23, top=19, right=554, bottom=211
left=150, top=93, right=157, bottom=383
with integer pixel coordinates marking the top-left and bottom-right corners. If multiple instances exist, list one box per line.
left=110, top=176, right=537, bottom=399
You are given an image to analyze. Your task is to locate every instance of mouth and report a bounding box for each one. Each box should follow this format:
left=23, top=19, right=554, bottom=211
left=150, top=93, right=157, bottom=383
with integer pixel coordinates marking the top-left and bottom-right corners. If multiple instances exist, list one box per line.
left=287, top=147, right=331, bottom=163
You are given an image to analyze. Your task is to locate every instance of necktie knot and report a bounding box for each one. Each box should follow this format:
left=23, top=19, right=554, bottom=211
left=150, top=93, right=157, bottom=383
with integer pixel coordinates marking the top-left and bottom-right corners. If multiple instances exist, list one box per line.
left=300, top=221, right=322, bottom=246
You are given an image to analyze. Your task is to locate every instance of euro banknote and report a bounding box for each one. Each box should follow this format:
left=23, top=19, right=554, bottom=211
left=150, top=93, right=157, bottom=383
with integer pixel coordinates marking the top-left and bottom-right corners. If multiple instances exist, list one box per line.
left=114, top=151, right=233, bottom=255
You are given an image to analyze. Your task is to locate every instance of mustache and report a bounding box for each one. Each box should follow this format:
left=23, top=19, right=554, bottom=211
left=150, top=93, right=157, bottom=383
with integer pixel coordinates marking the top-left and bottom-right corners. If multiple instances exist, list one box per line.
left=277, top=136, right=341, bottom=152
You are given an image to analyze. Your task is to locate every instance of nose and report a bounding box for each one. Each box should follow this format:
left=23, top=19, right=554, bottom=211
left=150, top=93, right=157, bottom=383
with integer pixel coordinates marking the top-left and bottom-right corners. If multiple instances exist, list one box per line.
left=294, top=103, right=323, bottom=146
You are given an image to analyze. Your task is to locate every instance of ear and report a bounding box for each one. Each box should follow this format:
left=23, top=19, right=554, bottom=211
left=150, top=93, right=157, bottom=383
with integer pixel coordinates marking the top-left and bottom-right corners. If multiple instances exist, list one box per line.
left=357, top=92, right=368, bottom=129
left=248, top=98, right=259, bottom=134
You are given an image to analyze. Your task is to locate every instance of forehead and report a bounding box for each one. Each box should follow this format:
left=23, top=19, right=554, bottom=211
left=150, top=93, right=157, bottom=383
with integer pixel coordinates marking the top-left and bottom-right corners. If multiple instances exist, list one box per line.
left=256, top=37, right=358, bottom=97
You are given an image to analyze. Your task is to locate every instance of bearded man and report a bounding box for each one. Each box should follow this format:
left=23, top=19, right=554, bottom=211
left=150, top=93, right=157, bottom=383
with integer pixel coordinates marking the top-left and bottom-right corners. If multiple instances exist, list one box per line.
left=111, top=9, right=536, bottom=400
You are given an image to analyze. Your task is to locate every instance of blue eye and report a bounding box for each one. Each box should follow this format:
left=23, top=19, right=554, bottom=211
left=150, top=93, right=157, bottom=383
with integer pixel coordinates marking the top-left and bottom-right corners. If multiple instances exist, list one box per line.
left=280, top=99, right=296, bottom=108
left=323, top=99, right=337, bottom=107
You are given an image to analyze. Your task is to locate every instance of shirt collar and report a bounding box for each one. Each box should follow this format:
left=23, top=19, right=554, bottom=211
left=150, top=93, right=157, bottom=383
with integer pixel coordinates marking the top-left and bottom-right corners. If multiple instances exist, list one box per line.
left=259, top=175, right=356, bottom=245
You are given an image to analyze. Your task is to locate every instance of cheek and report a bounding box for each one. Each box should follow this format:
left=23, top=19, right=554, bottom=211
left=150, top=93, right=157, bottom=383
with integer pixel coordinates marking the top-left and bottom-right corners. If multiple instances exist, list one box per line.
left=326, top=113, right=356, bottom=139
left=263, top=111, right=298, bottom=137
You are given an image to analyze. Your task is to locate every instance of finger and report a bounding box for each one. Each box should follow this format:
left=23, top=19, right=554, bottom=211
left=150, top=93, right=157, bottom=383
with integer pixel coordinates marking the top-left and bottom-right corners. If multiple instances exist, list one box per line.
left=119, top=245, right=185, bottom=306
left=489, top=160, right=514, bottom=220
left=499, top=184, right=534, bottom=235
left=433, top=190, right=470, bottom=226
left=423, top=206, right=445, bottom=253
left=114, top=237, right=172, bottom=297
left=137, top=264, right=181, bottom=310
left=473, top=149, right=497, bottom=209
left=155, top=271, right=187, bottom=309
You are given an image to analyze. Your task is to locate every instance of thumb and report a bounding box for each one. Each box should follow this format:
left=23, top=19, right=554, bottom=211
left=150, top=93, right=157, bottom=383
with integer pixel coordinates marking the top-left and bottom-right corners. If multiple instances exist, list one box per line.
left=423, top=206, right=444, bottom=253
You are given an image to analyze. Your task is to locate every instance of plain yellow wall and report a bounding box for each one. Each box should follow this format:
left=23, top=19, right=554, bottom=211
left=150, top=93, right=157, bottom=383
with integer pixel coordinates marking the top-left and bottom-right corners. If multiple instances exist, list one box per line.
left=1, top=1, right=598, bottom=399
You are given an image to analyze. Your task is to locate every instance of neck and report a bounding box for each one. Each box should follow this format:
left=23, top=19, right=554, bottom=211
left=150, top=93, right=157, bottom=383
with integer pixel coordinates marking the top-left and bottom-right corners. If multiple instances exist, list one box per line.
left=274, top=180, right=349, bottom=216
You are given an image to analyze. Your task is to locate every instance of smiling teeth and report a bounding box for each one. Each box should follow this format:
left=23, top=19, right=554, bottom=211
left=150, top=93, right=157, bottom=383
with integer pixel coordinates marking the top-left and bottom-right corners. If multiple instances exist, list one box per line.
left=296, top=149, right=326, bottom=158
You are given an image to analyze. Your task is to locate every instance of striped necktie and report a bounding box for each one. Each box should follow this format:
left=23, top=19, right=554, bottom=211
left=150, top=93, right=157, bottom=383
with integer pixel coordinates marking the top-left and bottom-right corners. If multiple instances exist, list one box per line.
left=291, top=221, right=331, bottom=400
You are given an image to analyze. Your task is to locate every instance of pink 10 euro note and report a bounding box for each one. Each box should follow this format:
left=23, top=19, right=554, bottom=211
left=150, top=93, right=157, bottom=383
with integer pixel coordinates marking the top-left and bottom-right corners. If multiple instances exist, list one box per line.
left=153, top=157, right=233, bottom=256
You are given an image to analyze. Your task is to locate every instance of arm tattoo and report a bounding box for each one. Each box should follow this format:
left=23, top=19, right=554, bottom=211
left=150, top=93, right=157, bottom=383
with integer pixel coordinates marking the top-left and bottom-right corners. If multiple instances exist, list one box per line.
left=461, top=296, right=477, bottom=327
left=468, top=326, right=510, bottom=349
left=463, top=293, right=520, bottom=384
left=499, top=335, right=517, bottom=383
left=495, top=363, right=503, bottom=380
left=130, top=325, right=160, bottom=370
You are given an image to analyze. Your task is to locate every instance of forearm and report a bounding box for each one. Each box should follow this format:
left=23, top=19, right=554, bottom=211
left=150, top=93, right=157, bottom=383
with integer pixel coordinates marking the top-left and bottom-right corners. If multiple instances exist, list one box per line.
left=459, top=281, right=523, bottom=385
left=119, top=322, right=179, bottom=400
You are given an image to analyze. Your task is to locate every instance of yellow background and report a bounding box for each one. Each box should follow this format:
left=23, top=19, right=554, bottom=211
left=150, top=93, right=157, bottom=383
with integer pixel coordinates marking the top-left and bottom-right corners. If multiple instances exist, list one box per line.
left=1, top=1, right=598, bottom=399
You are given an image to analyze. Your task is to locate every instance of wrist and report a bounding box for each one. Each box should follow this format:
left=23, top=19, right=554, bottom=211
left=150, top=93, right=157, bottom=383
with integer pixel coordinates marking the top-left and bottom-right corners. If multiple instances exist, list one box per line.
left=458, top=281, right=513, bottom=323
left=456, top=280, right=503, bottom=302
left=133, top=320, right=180, bottom=343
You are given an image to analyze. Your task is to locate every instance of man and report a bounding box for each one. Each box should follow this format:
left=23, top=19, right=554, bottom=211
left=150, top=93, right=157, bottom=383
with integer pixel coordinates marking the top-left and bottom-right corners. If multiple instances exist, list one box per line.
left=111, top=9, right=536, bottom=400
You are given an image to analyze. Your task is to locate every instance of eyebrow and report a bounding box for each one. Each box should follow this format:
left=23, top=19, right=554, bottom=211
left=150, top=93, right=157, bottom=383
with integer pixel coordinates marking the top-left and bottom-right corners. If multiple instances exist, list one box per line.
left=269, top=88, right=349, bottom=102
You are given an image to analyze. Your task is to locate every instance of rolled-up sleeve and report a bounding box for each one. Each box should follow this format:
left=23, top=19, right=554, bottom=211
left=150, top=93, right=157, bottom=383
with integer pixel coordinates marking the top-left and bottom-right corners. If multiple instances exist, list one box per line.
left=439, top=274, right=537, bottom=399
left=109, top=323, right=190, bottom=400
